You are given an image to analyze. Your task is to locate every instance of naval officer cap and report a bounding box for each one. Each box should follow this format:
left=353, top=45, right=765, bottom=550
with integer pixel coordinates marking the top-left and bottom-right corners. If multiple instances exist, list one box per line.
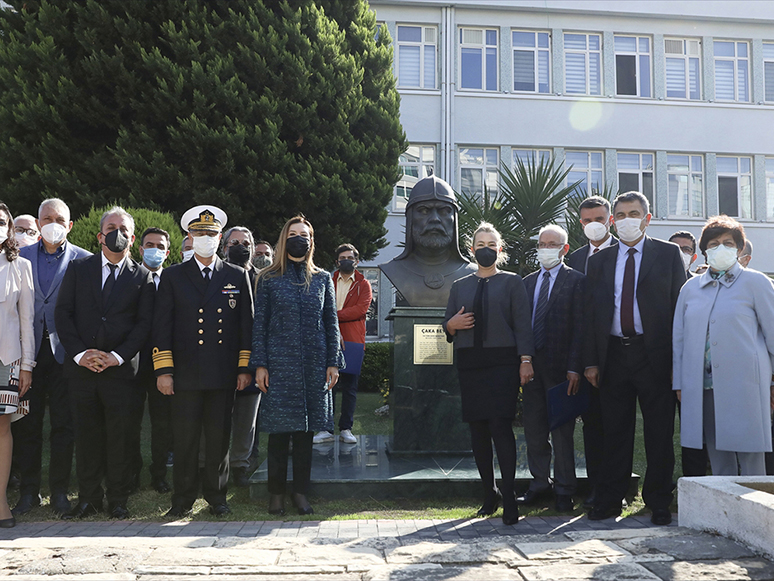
left=405, top=175, right=459, bottom=211
left=180, top=205, right=228, bottom=233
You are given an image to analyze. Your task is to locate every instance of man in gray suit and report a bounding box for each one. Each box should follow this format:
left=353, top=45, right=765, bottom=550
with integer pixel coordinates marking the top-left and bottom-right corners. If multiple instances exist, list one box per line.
left=13, top=199, right=91, bottom=517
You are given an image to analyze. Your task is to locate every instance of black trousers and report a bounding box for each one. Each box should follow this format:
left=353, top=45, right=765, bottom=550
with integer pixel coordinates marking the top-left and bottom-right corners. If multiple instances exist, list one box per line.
left=598, top=338, right=675, bottom=511
left=676, top=399, right=709, bottom=477
left=170, top=389, right=233, bottom=508
left=267, top=431, right=313, bottom=495
left=70, top=376, right=141, bottom=507
left=581, top=378, right=604, bottom=494
left=468, top=417, right=517, bottom=510
left=129, top=380, right=173, bottom=483
left=13, top=338, right=74, bottom=497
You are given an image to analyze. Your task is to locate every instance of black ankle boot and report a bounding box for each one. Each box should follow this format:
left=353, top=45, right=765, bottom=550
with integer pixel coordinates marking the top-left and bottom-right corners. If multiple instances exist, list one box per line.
left=476, top=488, right=502, bottom=517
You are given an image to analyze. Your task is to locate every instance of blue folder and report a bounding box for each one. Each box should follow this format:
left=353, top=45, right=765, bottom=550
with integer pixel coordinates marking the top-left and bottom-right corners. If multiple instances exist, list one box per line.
left=340, top=341, right=365, bottom=376
left=547, top=378, right=590, bottom=431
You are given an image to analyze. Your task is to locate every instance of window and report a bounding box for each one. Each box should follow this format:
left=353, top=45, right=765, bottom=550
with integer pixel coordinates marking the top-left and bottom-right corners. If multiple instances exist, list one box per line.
left=618, top=153, right=654, bottom=208
left=460, top=28, right=498, bottom=91
left=565, top=151, right=603, bottom=192
left=513, top=149, right=551, bottom=168
left=765, top=158, right=774, bottom=220
left=397, top=25, right=437, bottom=89
left=762, top=43, right=774, bottom=102
left=395, top=145, right=435, bottom=212
left=714, top=40, right=749, bottom=102
left=717, top=156, right=752, bottom=219
left=667, top=154, right=704, bottom=218
left=614, top=35, right=651, bottom=97
left=459, top=147, right=498, bottom=199
left=665, top=38, right=701, bottom=99
left=512, top=30, right=550, bottom=93
left=564, top=33, right=602, bottom=95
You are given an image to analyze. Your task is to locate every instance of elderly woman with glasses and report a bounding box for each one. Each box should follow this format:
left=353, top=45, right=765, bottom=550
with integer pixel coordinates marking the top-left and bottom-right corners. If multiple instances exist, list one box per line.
left=673, top=215, right=774, bottom=475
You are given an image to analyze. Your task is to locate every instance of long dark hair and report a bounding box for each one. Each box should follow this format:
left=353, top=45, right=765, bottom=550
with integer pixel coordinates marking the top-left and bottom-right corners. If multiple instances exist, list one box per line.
left=0, top=202, right=19, bottom=262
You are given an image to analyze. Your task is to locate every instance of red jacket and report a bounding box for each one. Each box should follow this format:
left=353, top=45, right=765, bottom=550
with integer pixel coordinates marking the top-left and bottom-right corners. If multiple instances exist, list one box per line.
left=333, top=269, right=372, bottom=344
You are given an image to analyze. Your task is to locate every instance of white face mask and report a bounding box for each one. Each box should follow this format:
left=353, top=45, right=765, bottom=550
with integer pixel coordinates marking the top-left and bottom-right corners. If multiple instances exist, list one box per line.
left=614, top=217, right=645, bottom=243
left=40, top=222, right=68, bottom=245
left=15, top=232, right=39, bottom=247
left=583, top=221, right=609, bottom=242
left=680, top=251, right=693, bottom=272
left=182, top=249, right=194, bottom=262
left=192, top=235, right=219, bottom=258
left=537, top=248, right=563, bottom=270
left=0, top=229, right=7, bottom=246
left=706, top=244, right=738, bottom=272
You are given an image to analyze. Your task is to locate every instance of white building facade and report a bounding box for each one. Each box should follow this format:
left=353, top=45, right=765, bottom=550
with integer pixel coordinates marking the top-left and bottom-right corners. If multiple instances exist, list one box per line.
left=361, top=0, right=774, bottom=338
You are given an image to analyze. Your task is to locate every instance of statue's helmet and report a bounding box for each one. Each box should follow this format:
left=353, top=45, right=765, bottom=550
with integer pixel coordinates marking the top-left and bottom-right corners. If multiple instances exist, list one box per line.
left=406, top=175, right=459, bottom=211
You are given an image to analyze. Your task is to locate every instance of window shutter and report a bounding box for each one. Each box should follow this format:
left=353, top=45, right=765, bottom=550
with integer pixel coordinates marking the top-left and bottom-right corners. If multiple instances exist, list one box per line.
left=424, top=45, right=436, bottom=88
left=513, top=50, right=535, bottom=91
left=565, top=53, right=587, bottom=93
left=399, top=45, right=421, bottom=87
left=665, top=39, right=684, bottom=55
left=462, top=29, right=482, bottom=45
left=765, top=62, right=774, bottom=102
left=666, top=58, right=686, bottom=98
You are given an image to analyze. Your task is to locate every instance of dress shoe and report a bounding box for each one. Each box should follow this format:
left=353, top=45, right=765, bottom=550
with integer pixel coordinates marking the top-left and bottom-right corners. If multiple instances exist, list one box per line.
left=555, top=494, right=574, bottom=513
left=152, top=480, right=171, bottom=494
left=109, top=504, right=130, bottom=519
left=291, top=493, right=314, bottom=516
left=232, top=467, right=250, bottom=488
left=476, top=489, right=502, bottom=517
left=166, top=451, right=174, bottom=468
left=165, top=505, right=192, bottom=518
left=268, top=494, right=285, bottom=516
left=12, top=494, right=41, bottom=516
left=62, top=502, right=101, bottom=520
left=650, top=508, right=672, bottom=526
left=582, top=489, right=597, bottom=510
left=209, top=503, right=231, bottom=516
left=587, top=504, right=622, bottom=521
left=502, top=503, right=519, bottom=526
left=516, top=487, right=553, bottom=506
left=0, top=517, right=16, bottom=529
left=50, top=493, right=72, bottom=516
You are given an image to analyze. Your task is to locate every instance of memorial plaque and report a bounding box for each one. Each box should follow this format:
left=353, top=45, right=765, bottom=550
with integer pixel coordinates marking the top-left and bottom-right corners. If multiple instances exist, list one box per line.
left=413, top=324, right=453, bottom=365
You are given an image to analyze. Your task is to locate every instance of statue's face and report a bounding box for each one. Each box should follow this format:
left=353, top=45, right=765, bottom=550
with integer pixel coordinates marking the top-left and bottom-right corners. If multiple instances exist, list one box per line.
left=411, top=200, right=455, bottom=251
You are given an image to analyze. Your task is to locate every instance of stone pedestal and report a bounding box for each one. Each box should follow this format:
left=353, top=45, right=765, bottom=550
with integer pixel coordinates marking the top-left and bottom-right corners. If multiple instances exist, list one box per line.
left=388, top=306, right=470, bottom=455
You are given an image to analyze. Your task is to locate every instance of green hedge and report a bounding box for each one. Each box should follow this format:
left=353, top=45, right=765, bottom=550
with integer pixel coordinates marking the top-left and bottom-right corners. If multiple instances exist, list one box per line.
left=358, top=342, right=393, bottom=402
left=69, top=206, right=184, bottom=265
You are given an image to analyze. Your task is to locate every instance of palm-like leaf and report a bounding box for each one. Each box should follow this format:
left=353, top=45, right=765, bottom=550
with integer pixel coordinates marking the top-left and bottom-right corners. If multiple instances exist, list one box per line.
left=564, top=184, right=619, bottom=252
left=457, top=184, right=518, bottom=261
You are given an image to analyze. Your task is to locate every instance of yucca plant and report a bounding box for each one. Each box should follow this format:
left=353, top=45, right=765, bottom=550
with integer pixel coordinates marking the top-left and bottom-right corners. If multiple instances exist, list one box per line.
left=563, top=184, right=619, bottom=252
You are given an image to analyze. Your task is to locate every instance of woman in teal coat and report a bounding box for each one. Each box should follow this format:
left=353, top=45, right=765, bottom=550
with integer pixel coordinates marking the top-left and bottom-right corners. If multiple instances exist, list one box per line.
left=250, top=216, right=343, bottom=516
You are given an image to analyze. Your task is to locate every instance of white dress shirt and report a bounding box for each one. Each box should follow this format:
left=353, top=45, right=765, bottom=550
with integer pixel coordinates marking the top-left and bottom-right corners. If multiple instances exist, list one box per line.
left=194, top=256, right=213, bottom=278
left=150, top=267, right=163, bottom=290
left=531, top=262, right=562, bottom=327
left=586, top=234, right=615, bottom=260
left=611, top=236, right=645, bottom=337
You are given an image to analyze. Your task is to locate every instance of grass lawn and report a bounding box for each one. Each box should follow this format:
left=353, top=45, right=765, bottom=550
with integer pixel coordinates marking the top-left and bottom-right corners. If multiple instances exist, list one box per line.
left=9, top=392, right=682, bottom=522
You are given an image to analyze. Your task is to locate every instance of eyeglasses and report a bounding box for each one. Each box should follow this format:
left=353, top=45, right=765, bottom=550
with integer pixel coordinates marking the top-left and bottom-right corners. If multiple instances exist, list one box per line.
left=227, top=239, right=251, bottom=247
left=678, top=246, right=694, bottom=255
left=15, top=227, right=38, bottom=236
left=537, top=243, right=564, bottom=249
left=706, top=241, right=737, bottom=250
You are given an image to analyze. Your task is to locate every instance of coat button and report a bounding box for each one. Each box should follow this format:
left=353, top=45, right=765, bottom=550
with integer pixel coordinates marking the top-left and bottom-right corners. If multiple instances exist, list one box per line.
left=199, top=308, right=204, bottom=313
left=219, top=340, right=223, bottom=344
left=199, top=339, right=204, bottom=345
left=199, top=329, right=204, bottom=334
left=712, top=341, right=717, bottom=346
left=218, top=319, right=223, bottom=323
left=218, top=329, right=222, bottom=334
left=710, top=320, right=715, bottom=324
left=198, top=318, right=203, bottom=323
left=217, top=308, right=222, bottom=313
left=102, top=317, right=107, bottom=321
left=713, top=363, right=719, bottom=368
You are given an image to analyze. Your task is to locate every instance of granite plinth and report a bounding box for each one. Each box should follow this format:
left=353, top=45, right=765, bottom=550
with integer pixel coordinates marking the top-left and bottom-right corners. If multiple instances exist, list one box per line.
left=389, top=306, right=469, bottom=454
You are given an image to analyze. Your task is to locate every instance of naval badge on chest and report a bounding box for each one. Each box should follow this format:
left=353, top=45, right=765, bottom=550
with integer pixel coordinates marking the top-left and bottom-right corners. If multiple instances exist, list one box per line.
left=222, top=283, right=240, bottom=309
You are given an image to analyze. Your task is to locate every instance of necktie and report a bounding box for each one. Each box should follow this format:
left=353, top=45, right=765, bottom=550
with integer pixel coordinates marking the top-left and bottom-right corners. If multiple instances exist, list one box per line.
left=621, top=247, right=637, bottom=337
left=102, top=263, right=117, bottom=302
left=152, top=272, right=159, bottom=289
left=203, top=266, right=211, bottom=281
left=593, top=247, right=599, bottom=254
left=533, top=271, right=551, bottom=350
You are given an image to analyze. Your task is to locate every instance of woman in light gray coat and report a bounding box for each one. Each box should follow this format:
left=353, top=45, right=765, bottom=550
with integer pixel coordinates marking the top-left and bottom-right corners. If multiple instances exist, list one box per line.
left=673, top=216, right=774, bottom=475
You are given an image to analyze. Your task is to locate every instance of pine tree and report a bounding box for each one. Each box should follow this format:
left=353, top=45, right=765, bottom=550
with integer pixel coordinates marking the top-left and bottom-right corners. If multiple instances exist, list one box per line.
left=0, top=0, right=406, bottom=265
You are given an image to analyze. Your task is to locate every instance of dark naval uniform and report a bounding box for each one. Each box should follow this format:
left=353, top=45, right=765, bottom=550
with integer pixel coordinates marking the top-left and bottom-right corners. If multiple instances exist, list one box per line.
left=152, top=256, right=253, bottom=511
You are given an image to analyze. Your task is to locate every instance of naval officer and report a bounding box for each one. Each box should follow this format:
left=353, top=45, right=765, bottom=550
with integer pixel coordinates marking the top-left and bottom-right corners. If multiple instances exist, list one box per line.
left=153, top=205, right=253, bottom=517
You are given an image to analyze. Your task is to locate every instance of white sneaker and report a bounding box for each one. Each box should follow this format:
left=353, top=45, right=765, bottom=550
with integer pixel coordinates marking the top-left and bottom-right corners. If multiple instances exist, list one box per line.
left=313, top=431, right=334, bottom=444
left=339, top=429, right=357, bottom=444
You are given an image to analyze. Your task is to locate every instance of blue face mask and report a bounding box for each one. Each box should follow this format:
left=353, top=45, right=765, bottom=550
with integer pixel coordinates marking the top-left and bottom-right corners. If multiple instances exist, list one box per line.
left=143, top=247, right=166, bottom=269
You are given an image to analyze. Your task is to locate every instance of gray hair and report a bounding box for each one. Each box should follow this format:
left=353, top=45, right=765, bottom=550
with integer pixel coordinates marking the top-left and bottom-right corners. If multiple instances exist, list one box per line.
left=538, top=224, right=568, bottom=246
left=38, top=198, right=71, bottom=222
left=742, top=239, right=753, bottom=257
left=14, top=214, right=37, bottom=226
left=99, top=206, right=135, bottom=234
left=613, top=191, right=650, bottom=216
left=221, top=226, right=255, bottom=254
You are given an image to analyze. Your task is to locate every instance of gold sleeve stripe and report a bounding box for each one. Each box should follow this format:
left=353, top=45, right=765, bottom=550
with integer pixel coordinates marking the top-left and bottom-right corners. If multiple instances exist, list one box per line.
left=238, top=350, right=251, bottom=367
left=152, top=348, right=174, bottom=370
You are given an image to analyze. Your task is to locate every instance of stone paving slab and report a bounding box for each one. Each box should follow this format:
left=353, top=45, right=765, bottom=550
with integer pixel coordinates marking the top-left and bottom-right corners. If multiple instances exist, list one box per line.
left=643, top=559, right=774, bottom=581
left=519, top=562, right=663, bottom=580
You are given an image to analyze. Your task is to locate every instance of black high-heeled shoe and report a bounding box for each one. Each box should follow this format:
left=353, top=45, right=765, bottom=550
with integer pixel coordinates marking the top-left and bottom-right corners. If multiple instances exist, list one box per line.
left=291, top=493, right=314, bottom=516
left=476, top=489, right=502, bottom=517
left=0, top=517, right=16, bottom=529
left=268, top=494, right=285, bottom=516
left=502, top=496, right=519, bottom=526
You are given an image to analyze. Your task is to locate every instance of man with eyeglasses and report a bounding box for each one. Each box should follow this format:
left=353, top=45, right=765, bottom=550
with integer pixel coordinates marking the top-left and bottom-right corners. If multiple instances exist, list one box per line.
left=519, top=225, right=585, bottom=513
left=13, top=215, right=40, bottom=248
left=669, top=231, right=698, bottom=277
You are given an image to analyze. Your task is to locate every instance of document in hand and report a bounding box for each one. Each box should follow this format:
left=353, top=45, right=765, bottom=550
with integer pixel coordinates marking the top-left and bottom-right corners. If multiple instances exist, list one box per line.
left=340, top=341, right=365, bottom=376
left=547, top=379, right=589, bottom=431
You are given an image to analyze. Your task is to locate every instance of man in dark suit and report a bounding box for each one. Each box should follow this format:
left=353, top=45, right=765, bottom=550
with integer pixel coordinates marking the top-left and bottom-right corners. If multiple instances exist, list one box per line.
left=669, top=231, right=698, bottom=276
left=566, top=195, right=617, bottom=510
left=153, top=205, right=253, bottom=517
left=584, top=191, right=686, bottom=525
left=519, top=225, right=585, bottom=513
left=55, top=207, right=155, bottom=519
left=14, top=198, right=91, bottom=517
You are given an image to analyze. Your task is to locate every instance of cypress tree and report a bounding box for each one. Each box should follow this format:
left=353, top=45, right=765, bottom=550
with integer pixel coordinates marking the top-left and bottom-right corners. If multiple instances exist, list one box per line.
left=0, top=0, right=406, bottom=264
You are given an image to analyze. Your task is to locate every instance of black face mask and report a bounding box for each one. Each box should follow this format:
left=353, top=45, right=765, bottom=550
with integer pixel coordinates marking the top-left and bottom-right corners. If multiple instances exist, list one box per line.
left=475, top=247, right=497, bottom=268
left=286, top=235, right=310, bottom=258
left=228, top=244, right=251, bottom=267
left=104, top=229, right=129, bottom=253
left=338, top=259, right=355, bottom=274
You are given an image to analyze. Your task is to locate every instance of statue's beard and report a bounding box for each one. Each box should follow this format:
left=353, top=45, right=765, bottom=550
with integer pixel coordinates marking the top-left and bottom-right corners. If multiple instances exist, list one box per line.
left=415, top=230, right=452, bottom=250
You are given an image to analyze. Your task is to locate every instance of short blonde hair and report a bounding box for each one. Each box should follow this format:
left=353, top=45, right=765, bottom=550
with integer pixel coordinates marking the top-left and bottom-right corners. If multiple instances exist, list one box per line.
left=471, top=222, right=509, bottom=267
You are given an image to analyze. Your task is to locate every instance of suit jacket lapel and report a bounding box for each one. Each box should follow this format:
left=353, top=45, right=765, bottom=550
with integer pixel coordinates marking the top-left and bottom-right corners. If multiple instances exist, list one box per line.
left=28, top=243, right=44, bottom=301
left=637, top=237, right=658, bottom=289
left=184, top=258, right=209, bottom=297
left=524, top=273, right=536, bottom=311
left=546, top=265, right=568, bottom=312
left=91, top=255, right=105, bottom=311
left=202, top=257, right=225, bottom=305
left=599, top=248, right=617, bottom=325
left=45, top=242, right=74, bottom=300
left=104, top=259, right=135, bottom=312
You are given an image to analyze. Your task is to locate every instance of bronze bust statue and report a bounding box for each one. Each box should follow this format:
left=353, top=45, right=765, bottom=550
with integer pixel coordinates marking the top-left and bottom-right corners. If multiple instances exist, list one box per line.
left=380, top=175, right=476, bottom=307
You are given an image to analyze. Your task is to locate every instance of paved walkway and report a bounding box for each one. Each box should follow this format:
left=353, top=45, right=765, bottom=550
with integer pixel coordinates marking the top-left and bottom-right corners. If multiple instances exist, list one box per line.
left=1, top=515, right=773, bottom=580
